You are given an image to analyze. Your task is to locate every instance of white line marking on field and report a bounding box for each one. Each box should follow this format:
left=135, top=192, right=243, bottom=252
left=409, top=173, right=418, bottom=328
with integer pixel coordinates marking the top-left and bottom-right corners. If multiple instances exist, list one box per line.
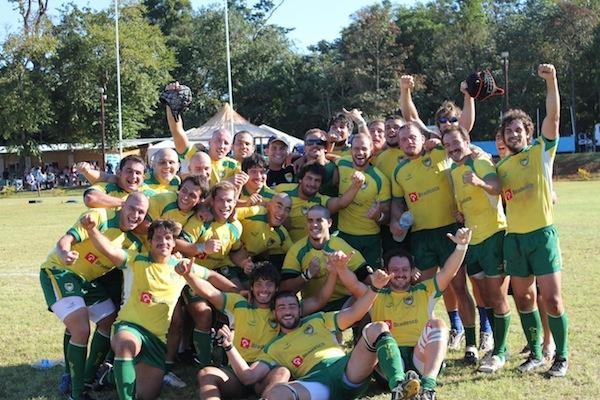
left=0, top=272, right=38, bottom=277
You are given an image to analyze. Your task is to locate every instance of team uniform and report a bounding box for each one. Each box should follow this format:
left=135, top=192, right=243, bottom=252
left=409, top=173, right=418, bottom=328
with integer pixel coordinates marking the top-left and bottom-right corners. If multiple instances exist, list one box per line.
left=142, top=170, right=181, bottom=196
left=84, top=182, right=130, bottom=200
left=267, top=165, right=295, bottom=187
left=274, top=184, right=331, bottom=242
left=178, top=145, right=240, bottom=185
left=239, top=185, right=276, bottom=202
left=336, top=156, right=390, bottom=267
left=330, top=143, right=352, bottom=158
left=319, top=160, right=338, bottom=197
left=370, top=279, right=443, bottom=373
left=392, top=147, right=458, bottom=270
left=281, top=236, right=369, bottom=310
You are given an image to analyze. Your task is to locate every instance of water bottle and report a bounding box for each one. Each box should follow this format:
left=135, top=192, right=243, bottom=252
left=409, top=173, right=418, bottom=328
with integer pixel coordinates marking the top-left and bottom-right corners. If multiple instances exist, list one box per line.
left=31, top=358, right=64, bottom=369
left=393, top=211, right=414, bottom=242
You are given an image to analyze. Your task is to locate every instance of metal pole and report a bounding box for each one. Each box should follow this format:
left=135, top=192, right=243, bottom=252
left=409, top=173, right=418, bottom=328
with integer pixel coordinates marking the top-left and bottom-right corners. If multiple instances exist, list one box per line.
left=501, top=51, right=509, bottom=112
left=114, top=0, right=123, bottom=157
left=224, top=0, right=234, bottom=135
left=100, top=87, right=107, bottom=171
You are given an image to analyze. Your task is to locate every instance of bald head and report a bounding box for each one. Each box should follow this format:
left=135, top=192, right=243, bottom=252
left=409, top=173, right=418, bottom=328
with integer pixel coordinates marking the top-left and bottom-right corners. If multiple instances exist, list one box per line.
left=152, top=148, right=179, bottom=184
left=189, top=151, right=212, bottom=179
left=209, top=128, right=233, bottom=160
left=119, top=192, right=149, bottom=231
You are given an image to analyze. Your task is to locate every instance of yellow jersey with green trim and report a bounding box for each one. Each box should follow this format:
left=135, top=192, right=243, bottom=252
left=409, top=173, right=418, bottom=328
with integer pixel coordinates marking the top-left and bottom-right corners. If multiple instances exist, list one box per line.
left=142, top=170, right=180, bottom=196
left=274, top=184, right=331, bottom=242
left=239, top=185, right=276, bottom=202
left=369, top=278, right=442, bottom=347
left=86, top=182, right=130, bottom=199
left=282, top=236, right=366, bottom=302
left=450, top=157, right=507, bottom=245
left=181, top=217, right=243, bottom=269
left=117, top=251, right=209, bottom=342
left=497, top=137, right=558, bottom=234
left=147, top=192, right=194, bottom=226
left=179, top=145, right=240, bottom=186
left=235, top=206, right=292, bottom=257
left=330, top=143, right=351, bottom=158
left=42, top=208, right=142, bottom=281
left=258, top=312, right=346, bottom=379
left=336, top=156, right=390, bottom=235
left=372, top=147, right=405, bottom=179
left=220, top=292, right=279, bottom=362
left=392, top=147, right=456, bottom=231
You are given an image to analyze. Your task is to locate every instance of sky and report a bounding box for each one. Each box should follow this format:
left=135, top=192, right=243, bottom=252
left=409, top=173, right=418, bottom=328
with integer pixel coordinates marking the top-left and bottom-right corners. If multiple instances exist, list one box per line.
left=0, top=0, right=416, bottom=51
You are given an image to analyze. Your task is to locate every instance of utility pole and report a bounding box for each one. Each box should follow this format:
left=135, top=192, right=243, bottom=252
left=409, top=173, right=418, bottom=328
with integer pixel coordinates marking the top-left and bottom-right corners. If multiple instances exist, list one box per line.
left=501, top=51, right=509, bottom=113
left=100, top=87, right=107, bottom=171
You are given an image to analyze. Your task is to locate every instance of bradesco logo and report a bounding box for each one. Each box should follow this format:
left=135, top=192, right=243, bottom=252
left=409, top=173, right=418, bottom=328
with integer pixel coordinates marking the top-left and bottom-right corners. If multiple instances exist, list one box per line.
left=504, top=189, right=513, bottom=201
left=140, top=291, right=153, bottom=304
left=85, top=252, right=98, bottom=263
left=292, top=355, right=304, bottom=367
left=408, top=192, right=419, bottom=202
left=240, top=337, right=251, bottom=348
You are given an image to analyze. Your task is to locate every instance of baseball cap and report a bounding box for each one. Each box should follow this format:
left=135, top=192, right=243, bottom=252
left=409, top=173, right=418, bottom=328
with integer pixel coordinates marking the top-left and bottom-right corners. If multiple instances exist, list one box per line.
left=268, top=135, right=290, bottom=148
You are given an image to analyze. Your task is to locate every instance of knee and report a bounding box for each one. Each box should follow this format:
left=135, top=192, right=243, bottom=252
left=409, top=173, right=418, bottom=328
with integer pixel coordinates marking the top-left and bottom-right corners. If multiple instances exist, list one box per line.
left=543, top=293, right=564, bottom=315
left=268, top=366, right=291, bottom=382
left=197, top=367, right=222, bottom=387
left=96, top=313, right=116, bottom=332
left=364, top=321, right=390, bottom=341
left=69, top=323, right=91, bottom=343
left=263, top=384, right=292, bottom=400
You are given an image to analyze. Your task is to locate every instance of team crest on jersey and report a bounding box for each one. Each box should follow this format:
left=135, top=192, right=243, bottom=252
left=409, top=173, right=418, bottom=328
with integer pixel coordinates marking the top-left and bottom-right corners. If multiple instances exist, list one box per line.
left=404, top=295, right=414, bottom=305
left=84, top=252, right=98, bottom=263
left=408, top=192, right=419, bottom=203
left=140, top=291, right=153, bottom=304
left=240, top=337, right=251, bottom=349
left=266, top=238, right=276, bottom=248
left=301, top=207, right=309, bottom=215
left=303, top=325, right=315, bottom=335
left=285, top=172, right=294, bottom=182
left=268, top=319, right=278, bottom=329
left=292, top=355, right=304, bottom=367
left=422, top=157, right=432, bottom=167
left=64, top=282, right=74, bottom=293
left=520, top=157, right=529, bottom=166
left=219, top=169, right=226, bottom=178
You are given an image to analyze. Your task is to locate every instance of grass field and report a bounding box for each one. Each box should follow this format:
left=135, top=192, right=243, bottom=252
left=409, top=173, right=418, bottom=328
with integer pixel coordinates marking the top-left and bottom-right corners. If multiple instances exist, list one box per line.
left=0, top=181, right=599, bottom=399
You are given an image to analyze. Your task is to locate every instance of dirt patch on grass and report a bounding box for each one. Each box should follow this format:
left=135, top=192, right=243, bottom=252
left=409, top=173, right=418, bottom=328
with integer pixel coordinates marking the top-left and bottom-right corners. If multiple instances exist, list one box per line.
left=554, top=153, right=600, bottom=179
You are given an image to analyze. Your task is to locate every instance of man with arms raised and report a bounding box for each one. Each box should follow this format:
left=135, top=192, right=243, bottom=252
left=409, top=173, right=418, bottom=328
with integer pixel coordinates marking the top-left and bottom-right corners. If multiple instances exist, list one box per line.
left=497, top=64, right=568, bottom=377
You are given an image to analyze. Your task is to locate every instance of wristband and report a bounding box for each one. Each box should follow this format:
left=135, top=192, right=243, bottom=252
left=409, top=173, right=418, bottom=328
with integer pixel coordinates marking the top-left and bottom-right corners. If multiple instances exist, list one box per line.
left=455, top=243, right=468, bottom=251
left=301, top=270, right=312, bottom=281
left=369, top=284, right=382, bottom=293
left=223, top=344, right=233, bottom=352
left=195, top=243, right=206, bottom=254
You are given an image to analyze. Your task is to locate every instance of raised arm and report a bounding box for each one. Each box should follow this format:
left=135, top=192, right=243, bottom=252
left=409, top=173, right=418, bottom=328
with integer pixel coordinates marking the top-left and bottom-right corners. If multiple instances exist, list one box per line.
left=327, top=170, right=365, bottom=213
left=218, top=325, right=270, bottom=385
left=174, top=257, right=228, bottom=310
left=164, top=82, right=190, bottom=154
left=400, top=75, right=421, bottom=123
left=80, top=214, right=126, bottom=266
left=55, top=234, right=79, bottom=265
left=435, top=227, right=472, bottom=292
left=84, top=189, right=126, bottom=209
left=539, top=64, right=560, bottom=141
left=301, top=260, right=338, bottom=315
left=324, top=250, right=368, bottom=299
left=459, top=80, right=475, bottom=133
left=342, top=108, right=369, bottom=135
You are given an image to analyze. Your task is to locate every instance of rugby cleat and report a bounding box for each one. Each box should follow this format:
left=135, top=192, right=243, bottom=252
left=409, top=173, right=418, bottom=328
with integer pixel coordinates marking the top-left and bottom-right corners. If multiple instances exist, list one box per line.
left=447, top=329, right=464, bottom=351
left=544, top=356, right=568, bottom=378
left=478, top=354, right=506, bottom=373
left=92, top=362, right=113, bottom=391
left=516, top=354, right=545, bottom=373
left=391, top=370, right=420, bottom=400
left=464, top=346, right=479, bottom=365
left=417, top=388, right=436, bottom=400
left=58, top=373, right=71, bottom=395
left=479, top=331, right=494, bottom=354
left=163, top=371, right=187, bottom=388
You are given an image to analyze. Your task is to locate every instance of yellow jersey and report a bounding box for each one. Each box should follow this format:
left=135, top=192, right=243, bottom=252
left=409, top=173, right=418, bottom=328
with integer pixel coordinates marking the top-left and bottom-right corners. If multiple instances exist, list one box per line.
left=450, top=157, right=507, bottom=245
left=220, top=292, right=279, bottom=362
left=369, top=278, right=442, bottom=347
left=235, top=206, right=293, bottom=257
left=330, top=143, right=351, bottom=158
left=86, top=182, right=130, bottom=199
left=117, top=251, right=209, bottom=342
left=239, top=185, right=276, bottom=202
left=497, top=137, right=558, bottom=234
left=147, top=192, right=194, bottom=226
left=282, top=236, right=367, bottom=302
left=179, top=145, right=240, bottom=186
left=42, top=208, right=142, bottom=281
left=258, top=312, right=346, bottom=379
left=274, top=184, right=331, bottom=242
left=142, top=170, right=180, bottom=196
left=181, top=217, right=243, bottom=269
left=336, top=157, right=390, bottom=235
left=372, top=147, right=405, bottom=179
left=392, top=147, right=456, bottom=231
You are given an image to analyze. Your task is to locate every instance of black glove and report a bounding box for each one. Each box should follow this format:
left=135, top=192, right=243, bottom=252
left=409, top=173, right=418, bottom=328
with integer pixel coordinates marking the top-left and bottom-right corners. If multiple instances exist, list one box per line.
left=159, top=84, right=192, bottom=121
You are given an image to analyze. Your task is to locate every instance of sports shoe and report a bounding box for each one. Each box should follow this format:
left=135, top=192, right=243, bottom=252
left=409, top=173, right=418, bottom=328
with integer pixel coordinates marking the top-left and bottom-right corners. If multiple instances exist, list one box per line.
left=464, top=346, right=479, bottom=365
left=163, top=371, right=187, bottom=388
left=543, top=348, right=556, bottom=363
left=391, top=370, right=420, bottom=400
left=516, top=354, right=545, bottom=373
left=92, top=362, right=113, bottom=391
left=447, top=329, right=464, bottom=351
left=58, top=373, right=71, bottom=395
left=478, top=354, right=506, bottom=373
left=479, top=331, right=494, bottom=353
left=544, top=356, right=568, bottom=378
left=417, top=388, right=436, bottom=400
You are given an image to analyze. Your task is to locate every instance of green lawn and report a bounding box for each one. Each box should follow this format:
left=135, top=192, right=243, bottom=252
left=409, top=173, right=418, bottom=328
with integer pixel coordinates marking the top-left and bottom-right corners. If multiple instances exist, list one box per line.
left=0, top=181, right=598, bottom=399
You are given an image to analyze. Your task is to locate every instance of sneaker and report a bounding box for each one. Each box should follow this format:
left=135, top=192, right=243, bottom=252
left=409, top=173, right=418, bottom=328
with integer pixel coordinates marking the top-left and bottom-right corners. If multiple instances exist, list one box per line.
left=464, top=346, right=479, bottom=365
left=58, top=373, right=71, bottom=395
left=92, top=362, right=113, bottom=391
left=417, top=388, right=436, bottom=400
left=391, top=370, right=420, bottom=400
left=516, top=354, right=545, bottom=373
left=447, top=329, right=464, bottom=351
left=479, top=331, right=494, bottom=353
left=163, top=371, right=187, bottom=389
left=478, top=354, right=506, bottom=373
left=544, top=356, right=568, bottom=378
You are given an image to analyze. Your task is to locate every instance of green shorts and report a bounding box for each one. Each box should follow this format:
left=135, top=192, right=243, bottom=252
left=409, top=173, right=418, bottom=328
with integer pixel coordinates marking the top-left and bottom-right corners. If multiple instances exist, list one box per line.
left=503, top=225, right=562, bottom=277
left=40, top=267, right=111, bottom=308
left=92, top=268, right=123, bottom=308
left=338, top=231, right=382, bottom=268
left=411, top=224, right=459, bottom=271
left=465, top=231, right=505, bottom=277
left=299, top=354, right=369, bottom=399
left=113, top=321, right=166, bottom=371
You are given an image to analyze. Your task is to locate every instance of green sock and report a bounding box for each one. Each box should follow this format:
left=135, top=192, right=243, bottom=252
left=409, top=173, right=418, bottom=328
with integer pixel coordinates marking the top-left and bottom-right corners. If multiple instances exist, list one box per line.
left=67, top=341, right=87, bottom=399
left=421, top=375, right=437, bottom=390
left=63, top=331, right=71, bottom=375
left=84, top=329, right=111, bottom=384
left=114, top=357, right=136, bottom=400
left=548, top=313, right=569, bottom=359
left=485, top=308, right=495, bottom=331
left=375, top=335, right=405, bottom=391
left=492, top=312, right=511, bottom=359
left=464, top=326, right=477, bottom=347
left=519, top=309, right=542, bottom=359
left=193, top=329, right=212, bottom=368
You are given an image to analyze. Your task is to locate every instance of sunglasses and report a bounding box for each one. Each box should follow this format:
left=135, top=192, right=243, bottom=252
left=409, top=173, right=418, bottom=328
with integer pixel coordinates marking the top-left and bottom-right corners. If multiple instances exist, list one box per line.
left=305, top=138, right=327, bottom=146
left=438, top=116, right=459, bottom=124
